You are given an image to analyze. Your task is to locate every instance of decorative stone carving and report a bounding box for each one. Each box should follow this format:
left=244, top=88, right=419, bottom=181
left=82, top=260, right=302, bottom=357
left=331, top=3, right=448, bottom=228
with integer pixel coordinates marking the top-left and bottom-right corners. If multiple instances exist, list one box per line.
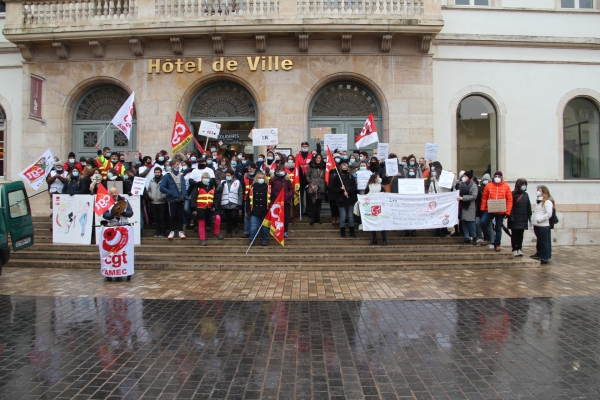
left=75, top=86, right=131, bottom=121
left=190, top=84, right=256, bottom=118
left=52, top=41, right=70, bottom=59
left=420, top=34, right=432, bottom=54
left=170, top=37, right=184, bottom=55
left=89, top=40, right=105, bottom=58
left=299, top=34, right=309, bottom=52
left=212, top=35, right=224, bottom=54
left=256, top=35, right=266, bottom=53
left=342, top=34, right=352, bottom=53
left=129, top=38, right=144, bottom=56
left=381, top=34, right=392, bottom=53
left=17, top=44, right=35, bottom=61
left=311, top=82, right=379, bottom=117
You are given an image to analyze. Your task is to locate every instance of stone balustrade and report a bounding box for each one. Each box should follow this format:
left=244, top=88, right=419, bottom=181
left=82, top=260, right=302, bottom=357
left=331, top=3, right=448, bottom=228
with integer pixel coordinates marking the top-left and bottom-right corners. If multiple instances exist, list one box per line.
left=155, top=0, right=279, bottom=19
left=22, top=0, right=138, bottom=25
left=297, top=0, right=423, bottom=16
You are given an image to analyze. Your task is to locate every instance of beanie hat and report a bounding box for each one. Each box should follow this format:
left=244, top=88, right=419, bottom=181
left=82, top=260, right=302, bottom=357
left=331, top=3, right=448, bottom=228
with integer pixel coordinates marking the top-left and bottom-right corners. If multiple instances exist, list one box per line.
left=464, top=170, right=473, bottom=179
left=79, top=156, right=87, bottom=162
left=68, top=152, right=76, bottom=158
left=481, top=173, right=491, bottom=181
left=301, top=141, right=309, bottom=146
left=494, top=170, right=503, bottom=177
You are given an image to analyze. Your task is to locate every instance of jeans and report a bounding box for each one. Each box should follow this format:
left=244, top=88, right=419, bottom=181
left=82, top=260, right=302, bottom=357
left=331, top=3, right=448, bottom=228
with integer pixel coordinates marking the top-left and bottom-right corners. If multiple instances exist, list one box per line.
left=462, top=220, right=477, bottom=239
left=150, top=203, right=168, bottom=234
left=480, top=211, right=504, bottom=246
left=534, top=226, right=551, bottom=261
left=511, top=229, right=525, bottom=251
left=338, top=205, right=354, bottom=228
left=244, top=212, right=251, bottom=235
left=168, top=201, right=184, bottom=232
left=250, top=215, right=269, bottom=244
left=475, top=216, right=483, bottom=239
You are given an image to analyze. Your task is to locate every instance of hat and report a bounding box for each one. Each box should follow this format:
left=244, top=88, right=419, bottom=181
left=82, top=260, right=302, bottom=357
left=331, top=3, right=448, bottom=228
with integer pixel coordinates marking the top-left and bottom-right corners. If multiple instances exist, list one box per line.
left=464, top=170, right=473, bottom=179
left=481, top=173, right=491, bottom=181
left=494, top=170, right=503, bottom=177
left=79, top=156, right=87, bottom=162
left=198, top=156, right=207, bottom=162
left=333, top=153, right=341, bottom=158
left=68, top=152, right=76, bottom=158
left=55, top=161, right=64, bottom=168
left=301, top=141, right=309, bottom=146
left=458, top=170, right=465, bottom=179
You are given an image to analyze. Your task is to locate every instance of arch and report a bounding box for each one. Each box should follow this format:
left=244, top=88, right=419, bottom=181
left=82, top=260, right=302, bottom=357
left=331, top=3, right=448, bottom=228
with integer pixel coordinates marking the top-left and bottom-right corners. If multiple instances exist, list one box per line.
left=0, top=95, right=12, bottom=178
left=448, top=85, right=507, bottom=173
left=74, top=85, right=133, bottom=121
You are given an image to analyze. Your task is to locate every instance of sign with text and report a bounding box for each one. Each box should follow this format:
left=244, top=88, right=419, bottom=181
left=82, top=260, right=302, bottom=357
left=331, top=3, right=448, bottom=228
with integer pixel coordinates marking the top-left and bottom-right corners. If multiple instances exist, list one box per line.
left=323, top=134, right=348, bottom=152
left=52, top=194, right=95, bottom=244
left=356, top=170, right=371, bottom=191
left=384, top=158, right=399, bottom=177
left=438, top=170, right=455, bottom=189
left=425, top=143, right=438, bottom=162
left=358, top=192, right=459, bottom=231
left=100, top=225, right=135, bottom=278
left=377, top=143, right=390, bottom=161
left=19, top=148, right=54, bottom=191
left=130, top=177, right=146, bottom=196
left=218, top=132, right=240, bottom=145
left=397, top=179, right=424, bottom=194
left=29, top=75, right=43, bottom=120
left=310, top=127, right=331, bottom=139
left=124, top=150, right=140, bottom=163
left=95, top=195, right=141, bottom=245
left=252, top=128, right=279, bottom=146
left=199, top=120, right=221, bottom=139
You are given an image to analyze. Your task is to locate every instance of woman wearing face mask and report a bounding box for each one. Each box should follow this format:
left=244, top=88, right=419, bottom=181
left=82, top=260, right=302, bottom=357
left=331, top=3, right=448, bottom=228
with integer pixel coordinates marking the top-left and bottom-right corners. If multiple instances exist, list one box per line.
left=62, top=168, right=86, bottom=195
left=270, top=164, right=293, bottom=237
left=265, top=151, right=276, bottom=172
left=180, top=160, right=196, bottom=230
left=89, top=169, right=103, bottom=194
left=329, top=162, right=358, bottom=238
left=122, top=170, right=135, bottom=196
left=347, top=155, right=359, bottom=175
left=155, top=152, right=166, bottom=167
left=216, top=169, right=243, bottom=238
left=102, top=168, right=123, bottom=190
left=64, top=152, right=83, bottom=173
left=216, top=157, right=230, bottom=182
left=368, top=156, right=381, bottom=176
left=307, top=154, right=326, bottom=225
left=248, top=171, right=271, bottom=246
left=364, top=174, right=387, bottom=246
left=190, top=172, right=223, bottom=246
left=457, top=171, right=478, bottom=245
left=530, top=186, right=553, bottom=264
left=256, top=154, right=266, bottom=173
left=508, top=179, right=532, bottom=257
left=403, top=155, right=423, bottom=179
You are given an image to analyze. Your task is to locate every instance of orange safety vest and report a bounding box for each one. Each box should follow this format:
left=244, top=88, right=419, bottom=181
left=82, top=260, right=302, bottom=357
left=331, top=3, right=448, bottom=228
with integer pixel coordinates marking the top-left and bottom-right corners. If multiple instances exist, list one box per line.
left=249, top=184, right=271, bottom=211
left=97, top=155, right=124, bottom=178
left=244, top=174, right=251, bottom=200
left=196, top=187, right=215, bottom=209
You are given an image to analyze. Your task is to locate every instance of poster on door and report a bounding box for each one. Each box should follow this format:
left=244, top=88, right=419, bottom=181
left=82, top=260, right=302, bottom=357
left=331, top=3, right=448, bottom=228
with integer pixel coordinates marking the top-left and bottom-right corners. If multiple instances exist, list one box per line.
left=99, top=225, right=135, bottom=278
left=52, top=194, right=95, bottom=244
left=95, top=195, right=141, bottom=245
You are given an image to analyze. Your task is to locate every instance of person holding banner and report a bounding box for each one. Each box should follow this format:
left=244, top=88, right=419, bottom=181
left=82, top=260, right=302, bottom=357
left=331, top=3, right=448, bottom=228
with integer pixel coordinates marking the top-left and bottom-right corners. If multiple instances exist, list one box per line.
left=295, top=141, right=313, bottom=216
left=190, top=172, right=224, bottom=246
left=329, top=163, right=357, bottom=238
left=248, top=171, right=271, bottom=246
left=480, top=171, right=513, bottom=251
left=270, top=164, right=293, bottom=237
left=364, top=174, right=387, bottom=246
left=426, top=161, right=455, bottom=238
left=307, top=154, right=327, bottom=225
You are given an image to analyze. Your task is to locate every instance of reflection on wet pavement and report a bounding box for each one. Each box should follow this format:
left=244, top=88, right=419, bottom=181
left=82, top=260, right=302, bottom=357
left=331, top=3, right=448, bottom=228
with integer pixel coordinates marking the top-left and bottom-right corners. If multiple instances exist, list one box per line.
left=1, top=296, right=599, bottom=399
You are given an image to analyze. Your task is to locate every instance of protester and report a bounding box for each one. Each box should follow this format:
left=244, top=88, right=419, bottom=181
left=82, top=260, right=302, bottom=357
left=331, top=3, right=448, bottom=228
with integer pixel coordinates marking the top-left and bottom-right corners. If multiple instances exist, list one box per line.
left=475, top=173, right=490, bottom=243
left=148, top=167, right=168, bottom=237
left=295, top=141, right=313, bottom=216
left=190, top=172, right=223, bottom=246
left=102, top=187, right=134, bottom=226
left=216, top=157, right=230, bottom=182
left=364, top=174, right=387, bottom=245
left=531, top=185, right=553, bottom=264
left=216, top=168, right=243, bottom=238
left=89, top=169, right=103, bottom=195
left=248, top=171, right=271, bottom=246
left=64, top=152, right=82, bottom=173
left=457, top=170, right=478, bottom=244
left=368, top=156, right=381, bottom=176
left=419, top=157, right=430, bottom=180
left=403, top=155, right=423, bottom=178
left=160, top=159, right=186, bottom=240
left=95, top=145, right=125, bottom=177
left=480, top=171, right=513, bottom=251
left=46, top=162, right=68, bottom=214
left=180, top=160, right=195, bottom=230
left=329, top=162, right=357, bottom=238
left=270, top=164, right=293, bottom=237
left=62, top=169, right=86, bottom=195
left=241, top=162, right=257, bottom=238
left=307, top=153, right=326, bottom=225
left=508, top=178, right=532, bottom=257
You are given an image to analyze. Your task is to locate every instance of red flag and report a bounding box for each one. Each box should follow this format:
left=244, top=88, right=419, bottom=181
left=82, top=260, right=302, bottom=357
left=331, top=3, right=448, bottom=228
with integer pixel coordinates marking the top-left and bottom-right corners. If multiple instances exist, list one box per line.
left=355, top=113, right=378, bottom=149
left=262, top=191, right=285, bottom=246
left=325, top=146, right=336, bottom=185
left=293, top=165, right=300, bottom=206
left=171, top=112, right=193, bottom=154
left=192, top=136, right=205, bottom=154
left=94, top=184, right=115, bottom=217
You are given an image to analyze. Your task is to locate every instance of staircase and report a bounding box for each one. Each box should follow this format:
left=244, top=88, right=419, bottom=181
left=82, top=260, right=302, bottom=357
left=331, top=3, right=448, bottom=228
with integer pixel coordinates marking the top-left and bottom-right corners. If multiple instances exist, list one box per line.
left=8, top=216, right=539, bottom=271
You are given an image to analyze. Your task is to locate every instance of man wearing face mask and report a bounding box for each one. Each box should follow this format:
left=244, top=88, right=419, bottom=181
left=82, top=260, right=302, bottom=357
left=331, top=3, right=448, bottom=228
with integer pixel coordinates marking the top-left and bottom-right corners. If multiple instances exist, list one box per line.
left=270, top=164, right=293, bottom=237
left=160, top=159, right=186, bottom=240
left=63, top=152, right=82, bottom=173
left=148, top=167, right=168, bottom=237
left=46, top=161, right=68, bottom=215
left=480, top=171, right=513, bottom=251
left=329, top=162, right=358, bottom=238
left=475, top=173, right=491, bottom=243
left=295, top=141, right=313, bottom=216
left=95, top=144, right=125, bottom=178
left=189, top=156, right=216, bottom=184
left=216, top=169, right=243, bottom=238
left=240, top=162, right=257, bottom=237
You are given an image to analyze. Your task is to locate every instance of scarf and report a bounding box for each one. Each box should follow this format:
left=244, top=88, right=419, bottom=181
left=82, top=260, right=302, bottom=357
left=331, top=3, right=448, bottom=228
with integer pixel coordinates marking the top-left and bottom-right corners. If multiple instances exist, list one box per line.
left=368, top=183, right=381, bottom=193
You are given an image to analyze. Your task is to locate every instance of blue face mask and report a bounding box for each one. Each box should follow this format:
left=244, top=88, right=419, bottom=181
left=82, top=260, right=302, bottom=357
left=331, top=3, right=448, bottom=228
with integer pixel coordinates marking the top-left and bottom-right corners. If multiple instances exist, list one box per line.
left=400, top=162, right=406, bottom=167
left=431, top=172, right=437, bottom=177
left=226, top=176, right=232, bottom=181
left=409, top=172, right=415, bottom=177
left=409, top=161, right=415, bottom=166
left=207, top=160, right=213, bottom=165
left=158, top=157, right=165, bottom=162
left=521, top=185, right=527, bottom=191
left=172, top=167, right=179, bottom=173
left=231, top=161, right=237, bottom=167
left=378, top=178, right=382, bottom=184
left=165, top=166, right=171, bottom=172
left=182, top=166, right=188, bottom=171
left=72, top=172, right=79, bottom=177
left=258, top=178, right=265, bottom=184
left=191, top=157, right=197, bottom=162
left=107, top=173, right=114, bottom=179
left=242, top=160, right=247, bottom=165
left=301, top=148, right=309, bottom=153
left=258, top=158, right=264, bottom=162
left=211, top=148, right=216, bottom=152
left=277, top=172, right=286, bottom=177
left=105, top=152, right=111, bottom=158
left=123, top=175, right=128, bottom=180
left=249, top=171, right=256, bottom=177
left=360, top=166, right=367, bottom=171
left=203, top=178, right=210, bottom=185
left=267, top=157, right=273, bottom=161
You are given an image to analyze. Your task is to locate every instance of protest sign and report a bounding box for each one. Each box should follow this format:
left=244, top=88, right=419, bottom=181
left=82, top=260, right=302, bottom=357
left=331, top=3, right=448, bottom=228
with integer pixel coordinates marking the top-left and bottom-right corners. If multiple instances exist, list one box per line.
left=99, top=225, right=135, bottom=278
left=95, top=195, right=141, bottom=245
left=123, top=150, right=140, bottom=163
left=356, top=170, right=372, bottom=191
left=438, top=170, right=455, bottom=189
left=358, top=192, right=459, bottom=231
left=310, top=127, right=331, bottom=139
left=377, top=143, right=389, bottom=160
left=384, top=158, right=399, bottom=177
left=425, top=143, right=438, bottom=162
left=19, top=148, right=54, bottom=191
left=324, top=134, right=348, bottom=152
left=52, top=194, right=95, bottom=244
left=397, top=179, right=424, bottom=194
left=130, top=177, right=146, bottom=196
left=252, top=128, right=279, bottom=146
left=199, top=120, right=221, bottom=139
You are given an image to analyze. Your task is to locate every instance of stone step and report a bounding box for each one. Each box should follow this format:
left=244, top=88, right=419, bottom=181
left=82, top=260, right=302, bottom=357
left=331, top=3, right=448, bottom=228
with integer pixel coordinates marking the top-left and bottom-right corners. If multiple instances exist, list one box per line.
left=6, top=258, right=539, bottom=271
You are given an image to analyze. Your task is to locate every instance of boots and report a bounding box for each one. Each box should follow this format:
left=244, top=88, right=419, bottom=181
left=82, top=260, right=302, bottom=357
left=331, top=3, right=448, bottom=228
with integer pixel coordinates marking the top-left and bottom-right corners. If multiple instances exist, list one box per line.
left=349, top=227, right=356, bottom=238
left=340, top=227, right=346, bottom=238
left=371, top=233, right=377, bottom=245
left=310, top=216, right=315, bottom=226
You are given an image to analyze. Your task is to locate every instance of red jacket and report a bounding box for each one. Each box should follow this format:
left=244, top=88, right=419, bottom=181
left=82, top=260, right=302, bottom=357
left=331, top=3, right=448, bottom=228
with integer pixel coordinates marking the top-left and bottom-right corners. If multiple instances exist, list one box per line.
left=481, top=179, right=513, bottom=215
left=269, top=175, right=293, bottom=204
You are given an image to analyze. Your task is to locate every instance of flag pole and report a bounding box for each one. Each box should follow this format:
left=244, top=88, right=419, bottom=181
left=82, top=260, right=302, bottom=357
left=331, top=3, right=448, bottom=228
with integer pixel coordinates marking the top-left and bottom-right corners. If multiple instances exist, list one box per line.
left=97, top=123, right=112, bottom=144
left=246, top=221, right=263, bottom=254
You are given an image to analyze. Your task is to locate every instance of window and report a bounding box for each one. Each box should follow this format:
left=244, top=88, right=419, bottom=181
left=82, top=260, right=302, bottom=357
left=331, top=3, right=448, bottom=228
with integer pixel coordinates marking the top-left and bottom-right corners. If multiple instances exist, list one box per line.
left=455, top=0, right=489, bottom=5
left=561, top=0, right=594, bottom=8
left=0, top=0, right=6, bottom=13
left=0, top=106, right=5, bottom=177
left=563, top=98, right=600, bottom=179
left=8, top=190, right=30, bottom=219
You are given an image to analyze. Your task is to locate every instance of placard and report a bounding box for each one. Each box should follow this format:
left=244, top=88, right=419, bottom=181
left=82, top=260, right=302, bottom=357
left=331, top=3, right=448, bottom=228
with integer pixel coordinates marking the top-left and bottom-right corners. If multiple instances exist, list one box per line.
left=356, top=170, right=372, bottom=191
left=358, top=192, right=459, bottom=231
left=52, top=194, right=95, bottom=244
left=487, top=199, right=507, bottom=213
left=397, top=179, right=424, bottom=194
left=425, top=143, right=438, bottom=162
left=384, top=158, right=399, bottom=177
left=130, top=177, right=146, bottom=196
left=252, top=128, right=279, bottom=146
left=99, top=225, right=135, bottom=278
left=95, top=195, right=142, bottom=245
left=323, top=134, right=348, bottom=152
left=377, top=143, right=390, bottom=161
left=311, top=127, right=331, bottom=139
left=124, top=150, right=140, bottom=163
left=199, top=120, right=221, bottom=139
left=276, top=148, right=292, bottom=158
left=438, top=170, right=455, bottom=189
left=106, top=180, right=123, bottom=194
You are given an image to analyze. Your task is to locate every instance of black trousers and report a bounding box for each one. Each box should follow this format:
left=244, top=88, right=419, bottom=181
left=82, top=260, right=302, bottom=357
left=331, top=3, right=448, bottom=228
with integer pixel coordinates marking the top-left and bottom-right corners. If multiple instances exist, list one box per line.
left=222, top=208, right=238, bottom=233
left=168, top=201, right=184, bottom=232
left=511, top=229, right=525, bottom=251
left=151, top=203, right=168, bottom=234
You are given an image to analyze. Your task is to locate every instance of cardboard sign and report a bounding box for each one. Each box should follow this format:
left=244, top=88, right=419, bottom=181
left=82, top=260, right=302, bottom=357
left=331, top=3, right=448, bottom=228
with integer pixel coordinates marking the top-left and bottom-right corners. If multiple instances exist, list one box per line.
left=124, top=150, right=140, bottom=163
left=199, top=120, right=221, bottom=139
left=99, top=225, right=135, bottom=277
left=52, top=194, right=95, bottom=244
left=311, top=127, right=331, bottom=139
left=487, top=199, right=507, bottom=213
left=323, top=134, right=348, bottom=152
left=252, top=128, right=279, bottom=146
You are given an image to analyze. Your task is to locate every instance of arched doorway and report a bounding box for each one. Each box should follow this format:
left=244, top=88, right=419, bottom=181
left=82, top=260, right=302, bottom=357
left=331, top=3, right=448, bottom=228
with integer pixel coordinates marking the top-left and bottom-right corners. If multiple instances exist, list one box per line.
left=72, top=85, right=136, bottom=159
left=308, top=81, right=382, bottom=152
left=563, top=97, right=600, bottom=179
left=457, top=95, right=498, bottom=177
left=187, top=82, right=257, bottom=159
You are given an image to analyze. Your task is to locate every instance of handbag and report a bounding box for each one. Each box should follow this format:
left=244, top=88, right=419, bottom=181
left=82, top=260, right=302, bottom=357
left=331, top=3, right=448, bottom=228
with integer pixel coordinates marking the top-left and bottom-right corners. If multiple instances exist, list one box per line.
left=549, top=207, right=559, bottom=228
left=307, top=181, right=319, bottom=195
left=381, top=176, right=394, bottom=193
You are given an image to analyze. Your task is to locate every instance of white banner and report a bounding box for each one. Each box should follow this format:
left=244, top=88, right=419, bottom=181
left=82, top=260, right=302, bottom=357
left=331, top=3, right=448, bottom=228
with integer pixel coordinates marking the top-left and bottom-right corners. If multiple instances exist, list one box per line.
left=397, top=179, right=424, bottom=194
left=199, top=120, right=221, bottom=139
left=95, top=195, right=141, bottom=245
left=111, top=92, right=135, bottom=140
left=99, top=225, right=135, bottom=278
left=19, top=148, right=54, bottom=191
left=52, top=194, right=95, bottom=244
left=358, top=192, right=459, bottom=231
left=324, top=134, right=347, bottom=152
left=252, top=128, right=279, bottom=146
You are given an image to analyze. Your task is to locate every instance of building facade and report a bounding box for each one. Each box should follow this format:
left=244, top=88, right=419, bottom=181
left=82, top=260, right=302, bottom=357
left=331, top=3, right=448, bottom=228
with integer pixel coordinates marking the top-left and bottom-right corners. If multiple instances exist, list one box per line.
left=1, top=0, right=600, bottom=244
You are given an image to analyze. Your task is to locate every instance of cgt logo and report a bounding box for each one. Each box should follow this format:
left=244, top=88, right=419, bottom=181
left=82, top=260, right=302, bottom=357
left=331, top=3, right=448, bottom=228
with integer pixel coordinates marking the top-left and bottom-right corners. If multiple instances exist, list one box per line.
left=103, top=251, right=129, bottom=269
left=102, top=227, right=129, bottom=253
left=371, top=205, right=381, bottom=217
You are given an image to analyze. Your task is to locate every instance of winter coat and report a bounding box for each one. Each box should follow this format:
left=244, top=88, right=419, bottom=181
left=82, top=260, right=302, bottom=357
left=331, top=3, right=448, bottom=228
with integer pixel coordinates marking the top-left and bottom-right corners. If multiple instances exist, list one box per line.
left=458, top=181, right=478, bottom=222
left=270, top=174, right=293, bottom=204
left=307, top=161, right=327, bottom=195
left=403, top=164, right=423, bottom=179
left=481, top=178, right=513, bottom=216
left=329, top=171, right=357, bottom=208
left=476, top=184, right=487, bottom=218
left=62, top=178, right=86, bottom=195
left=190, top=180, right=220, bottom=220
left=160, top=172, right=185, bottom=202
left=216, top=179, right=244, bottom=210
left=215, top=165, right=229, bottom=182
left=102, top=195, right=133, bottom=221
left=532, top=199, right=553, bottom=227
left=508, top=190, right=532, bottom=230
left=249, top=183, right=270, bottom=218
left=148, top=177, right=167, bottom=204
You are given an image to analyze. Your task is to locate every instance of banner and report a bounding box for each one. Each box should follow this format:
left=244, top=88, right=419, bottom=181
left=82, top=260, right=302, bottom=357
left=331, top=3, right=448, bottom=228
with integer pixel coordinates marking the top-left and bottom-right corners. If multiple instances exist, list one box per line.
left=111, top=92, right=135, bottom=140
left=171, top=112, right=193, bottom=155
left=19, top=148, right=54, bottom=190
left=95, top=195, right=141, bottom=245
left=355, top=113, right=378, bottom=149
left=30, top=75, right=43, bottom=120
left=358, top=192, right=459, bottom=231
left=94, top=184, right=115, bottom=217
left=262, top=191, right=285, bottom=246
left=252, top=128, right=278, bottom=146
left=199, top=120, right=221, bottom=139
left=52, top=194, right=95, bottom=244
left=100, top=225, right=135, bottom=278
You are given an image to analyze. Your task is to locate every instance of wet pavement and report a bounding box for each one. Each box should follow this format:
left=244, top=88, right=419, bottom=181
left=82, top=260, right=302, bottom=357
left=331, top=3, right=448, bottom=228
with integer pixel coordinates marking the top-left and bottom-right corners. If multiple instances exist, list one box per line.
left=1, top=295, right=600, bottom=400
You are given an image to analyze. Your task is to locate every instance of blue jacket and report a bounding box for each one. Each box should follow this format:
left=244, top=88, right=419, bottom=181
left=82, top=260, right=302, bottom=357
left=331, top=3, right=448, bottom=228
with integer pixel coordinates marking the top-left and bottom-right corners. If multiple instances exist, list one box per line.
left=159, top=172, right=185, bottom=202
left=62, top=178, right=86, bottom=195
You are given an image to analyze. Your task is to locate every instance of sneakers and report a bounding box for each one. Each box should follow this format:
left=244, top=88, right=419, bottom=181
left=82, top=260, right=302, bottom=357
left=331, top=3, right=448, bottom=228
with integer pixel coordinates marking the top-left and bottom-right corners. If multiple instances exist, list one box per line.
left=512, top=250, right=518, bottom=257
left=200, top=240, right=207, bottom=246
left=517, top=249, right=523, bottom=257
left=179, top=231, right=186, bottom=239
left=226, top=232, right=232, bottom=238
left=530, top=253, right=541, bottom=260
left=488, top=244, right=494, bottom=250
left=154, top=232, right=161, bottom=238
left=168, top=231, right=175, bottom=240
left=475, top=238, right=484, bottom=244
left=214, top=234, right=224, bottom=240
left=358, top=224, right=363, bottom=231
left=463, top=238, right=471, bottom=245
left=494, top=246, right=501, bottom=251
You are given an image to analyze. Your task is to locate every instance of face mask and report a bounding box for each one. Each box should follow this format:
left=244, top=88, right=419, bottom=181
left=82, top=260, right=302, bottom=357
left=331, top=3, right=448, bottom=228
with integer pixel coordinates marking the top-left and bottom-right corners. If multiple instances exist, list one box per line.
left=158, top=157, right=165, bottom=162
left=134, top=161, right=141, bottom=166
left=377, top=178, right=382, bottom=184
left=349, top=160, right=356, bottom=166
left=482, top=180, right=488, bottom=185
left=400, top=162, right=406, bottom=167
left=111, top=159, right=118, bottom=163
left=301, top=148, right=309, bottom=153
left=123, top=175, right=129, bottom=180
left=494, top=177, right=501, bottom=183
left=409, top=161, right=415, bottom=166
left=359, top=166, right=367, bottom=171
left=341, top=156, right=348, bottom=160
left=242, top=160, right=247, bottom=165
left=72, top=172, right=79, bottom=177
left=286, top=162, right=295, bottom=168
left=226, top=176, right=232, bottom=181
left=94, top=173, right=101, bottom=178
left=249, top=171, right=256, bottom=177
left=104, top=153, right=111, bottom=158
left=191, top=157, right=197, bottom=162
left=258, top=158, right=264, bottom=162
left=120, top=159, right=125, bottom=163
left=461, top=176, right=468, bottom=183
left=231, top=161, right=237, bottom=167
left=182, top=166, right=188, bottom=171
left=277, top=172, right=286, bottom=177
left=275, top=156, right=280, bottom=161
left=56, top=169, right=64, bottom=173
left=198, top=164, right=206, bottom=169
left=258, top=178, right=265, bottom=184
left=165, top=167, right=172, bottom=172
left=359, top=157, right=365, bottom=162
left=521, top=185, right=527, bottom=191
left=335, top=158, right=341, bottom=163
left=267, top=157, right=273, bottom=161
left=341, top=169, right=348, bottom=174
left=203, top=178, right=210, bottom=185
left=207, top=160, right=213, bottom=165
left=86, top=165, right=93, bottom=170
left=68, top=158, right=75, bottom=163
left=431, top=172, right=437, bottom=177
left=431, top=166, right=435, bottom=171
left=211, top=148, right=216, bottom=152
left=537, top=196, right=543, bottom=201
left=409, top=172, right=415, bottom=177
left=107, top=173, right=114, bottom=179
left=173, top=167, right=179, bottom=173
left=537, top=191, right=542, bottom=197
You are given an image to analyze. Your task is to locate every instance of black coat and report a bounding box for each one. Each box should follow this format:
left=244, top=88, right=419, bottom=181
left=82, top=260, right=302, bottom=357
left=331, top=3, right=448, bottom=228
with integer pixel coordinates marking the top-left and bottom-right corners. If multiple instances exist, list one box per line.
left=329, top=171, right=357, bottom=208
left=62, top=178, right=86, bottom=195
left=249, top=183, right=270, bottom=218
left=508, top=190, right=532, bottom=230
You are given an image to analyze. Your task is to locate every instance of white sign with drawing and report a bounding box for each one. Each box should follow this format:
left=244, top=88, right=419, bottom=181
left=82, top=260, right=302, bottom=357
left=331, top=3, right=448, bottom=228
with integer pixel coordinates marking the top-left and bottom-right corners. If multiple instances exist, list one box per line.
left=52, top=194, right=95, bottom=244
left=323, top=134, right=348, bottom=152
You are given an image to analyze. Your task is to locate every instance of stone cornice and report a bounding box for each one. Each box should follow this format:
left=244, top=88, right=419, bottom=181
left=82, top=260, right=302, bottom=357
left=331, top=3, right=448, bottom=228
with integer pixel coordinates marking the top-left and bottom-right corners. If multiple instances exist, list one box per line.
left=435, top=34, right=600, bottom=50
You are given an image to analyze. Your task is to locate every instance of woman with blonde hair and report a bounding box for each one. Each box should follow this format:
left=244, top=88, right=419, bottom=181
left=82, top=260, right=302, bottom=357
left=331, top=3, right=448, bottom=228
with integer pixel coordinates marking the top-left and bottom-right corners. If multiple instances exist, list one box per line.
left=531, top=185, right=554, bottom=264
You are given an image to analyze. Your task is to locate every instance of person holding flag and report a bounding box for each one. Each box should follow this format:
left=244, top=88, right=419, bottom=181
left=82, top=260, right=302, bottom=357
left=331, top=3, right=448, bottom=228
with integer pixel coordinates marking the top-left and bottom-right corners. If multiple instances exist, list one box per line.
left=307, top=154, right=327, bottom=225
left=260, top=189, right=286, bottom=249
left=295, top=141, right=313, bottom=216
left=329, top=162, right=358, bottom=238
left=269, top=164, right=293, bottom=238
left=247, top=171, right=271, bottom=247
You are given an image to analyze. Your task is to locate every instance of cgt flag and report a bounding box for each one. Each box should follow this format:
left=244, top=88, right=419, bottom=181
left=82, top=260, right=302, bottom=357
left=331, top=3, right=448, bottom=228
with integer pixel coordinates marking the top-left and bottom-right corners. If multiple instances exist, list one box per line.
left=262, top=191, right=285, bottom=246
left=94, top=184, right=115, bottom=217
left=355, top=113, right=378, bottom=149
left=171, top=112, right=193, bottom=155
left=111, top=92, right=135, bottom=140
left=293, top=165, right=300, bottom=206
left=19, top=148, right=54, bottom=191
left=325, top=146, right=336, bottom=185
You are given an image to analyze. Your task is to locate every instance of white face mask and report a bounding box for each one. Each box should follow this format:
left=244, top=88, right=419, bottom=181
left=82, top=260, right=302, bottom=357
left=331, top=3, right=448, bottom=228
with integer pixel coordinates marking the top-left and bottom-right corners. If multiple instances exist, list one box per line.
left=494, top=177, right=501, bottom=183
left=461, top=176, right=468, bottom=183
left=537, top=191, right=542, bottom=197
